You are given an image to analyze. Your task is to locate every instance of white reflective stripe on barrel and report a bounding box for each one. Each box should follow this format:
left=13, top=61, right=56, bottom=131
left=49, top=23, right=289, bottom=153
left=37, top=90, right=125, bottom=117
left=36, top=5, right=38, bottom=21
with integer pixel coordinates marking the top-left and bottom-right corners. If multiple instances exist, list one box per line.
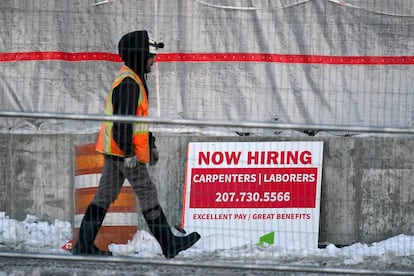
left=74, top=212, right=138, bottom=228
left=75, top=173, right=131, bottom=189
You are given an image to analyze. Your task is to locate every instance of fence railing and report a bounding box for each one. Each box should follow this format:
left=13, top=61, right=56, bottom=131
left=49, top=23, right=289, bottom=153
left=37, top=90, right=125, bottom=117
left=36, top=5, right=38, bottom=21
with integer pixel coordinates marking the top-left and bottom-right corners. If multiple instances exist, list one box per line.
left=1, top=110, right=414, bottom=135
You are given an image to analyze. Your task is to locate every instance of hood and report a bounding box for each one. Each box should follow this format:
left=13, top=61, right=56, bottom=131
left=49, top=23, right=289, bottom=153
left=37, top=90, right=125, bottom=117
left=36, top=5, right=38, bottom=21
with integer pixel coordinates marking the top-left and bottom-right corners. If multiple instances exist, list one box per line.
left=118, top=30, right=150, bottom=77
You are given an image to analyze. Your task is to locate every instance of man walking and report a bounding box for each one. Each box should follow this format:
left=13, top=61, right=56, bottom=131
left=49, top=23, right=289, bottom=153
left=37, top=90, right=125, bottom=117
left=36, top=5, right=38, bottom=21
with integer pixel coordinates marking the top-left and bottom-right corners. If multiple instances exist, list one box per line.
left=72, top=30, right=201, bottom=258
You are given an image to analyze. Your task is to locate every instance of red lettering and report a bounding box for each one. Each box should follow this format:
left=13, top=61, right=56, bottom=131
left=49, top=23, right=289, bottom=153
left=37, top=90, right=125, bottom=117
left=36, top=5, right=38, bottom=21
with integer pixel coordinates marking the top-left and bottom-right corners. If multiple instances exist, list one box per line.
left=286, top=151, right=298, bottom=164
left=225, top=151, right=242, bottom=165
left=300, top=150, right=312, bottom=164
left=211, top=152, right=223, bottom=164
left=201, top=150, right=312, bottom=165
left=247, top=151, right=259, bottom=164
left=198, top=151, right=210, bottom=165
left=267, top=151, right=278, bottom=164
left=198, top=151, right=242, bottom=165
left=247, top=151, right=312, bottom=165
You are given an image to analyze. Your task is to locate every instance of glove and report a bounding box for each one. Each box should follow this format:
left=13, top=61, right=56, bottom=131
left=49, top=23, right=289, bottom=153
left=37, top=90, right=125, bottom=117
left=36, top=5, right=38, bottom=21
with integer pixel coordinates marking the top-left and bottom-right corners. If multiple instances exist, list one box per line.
left=124, top=156, right=137, bottom=169
left=149, top=133, right=158, bottom=166
left=150, top=147, right=159, bottom=166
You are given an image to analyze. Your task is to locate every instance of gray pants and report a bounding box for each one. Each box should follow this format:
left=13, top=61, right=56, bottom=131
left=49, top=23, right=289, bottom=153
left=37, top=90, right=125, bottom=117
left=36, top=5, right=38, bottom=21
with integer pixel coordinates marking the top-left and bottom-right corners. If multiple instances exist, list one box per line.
left=92, top=155, right=160, bottom=218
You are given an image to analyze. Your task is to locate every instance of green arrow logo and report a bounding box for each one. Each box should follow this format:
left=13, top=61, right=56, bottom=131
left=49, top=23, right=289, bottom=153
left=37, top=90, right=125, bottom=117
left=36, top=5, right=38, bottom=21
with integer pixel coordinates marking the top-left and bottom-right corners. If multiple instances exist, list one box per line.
left=256, top=231, right=275, bottom=246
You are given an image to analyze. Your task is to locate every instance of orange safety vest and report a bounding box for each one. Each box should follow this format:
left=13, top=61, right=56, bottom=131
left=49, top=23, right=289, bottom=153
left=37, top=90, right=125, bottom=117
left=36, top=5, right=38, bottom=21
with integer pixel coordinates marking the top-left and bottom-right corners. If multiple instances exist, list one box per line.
left=96, top=65, right=150, bottom=163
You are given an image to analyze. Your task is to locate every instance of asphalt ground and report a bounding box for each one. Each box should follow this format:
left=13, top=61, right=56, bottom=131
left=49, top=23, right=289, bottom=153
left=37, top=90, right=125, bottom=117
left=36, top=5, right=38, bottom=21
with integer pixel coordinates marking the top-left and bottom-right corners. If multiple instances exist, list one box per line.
left=0, top=252, right=413, bottom=276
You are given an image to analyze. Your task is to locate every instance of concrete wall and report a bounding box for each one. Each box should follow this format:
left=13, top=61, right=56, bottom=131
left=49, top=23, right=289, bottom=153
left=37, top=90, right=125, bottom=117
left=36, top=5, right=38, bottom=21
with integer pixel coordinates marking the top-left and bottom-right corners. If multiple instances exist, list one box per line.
left=0, top=133, right=413, bottom=245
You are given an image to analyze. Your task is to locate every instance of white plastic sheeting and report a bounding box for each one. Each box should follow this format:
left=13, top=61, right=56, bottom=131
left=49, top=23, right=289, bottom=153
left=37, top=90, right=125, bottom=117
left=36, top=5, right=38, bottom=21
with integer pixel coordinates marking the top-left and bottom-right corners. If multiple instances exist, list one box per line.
left=0, top=0, right=413, bottom=133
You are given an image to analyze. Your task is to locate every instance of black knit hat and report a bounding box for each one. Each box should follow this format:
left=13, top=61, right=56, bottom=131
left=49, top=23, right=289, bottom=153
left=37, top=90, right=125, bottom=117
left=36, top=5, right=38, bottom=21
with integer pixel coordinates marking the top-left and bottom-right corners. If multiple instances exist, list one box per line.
left=118, top=30, right=149, bottom=76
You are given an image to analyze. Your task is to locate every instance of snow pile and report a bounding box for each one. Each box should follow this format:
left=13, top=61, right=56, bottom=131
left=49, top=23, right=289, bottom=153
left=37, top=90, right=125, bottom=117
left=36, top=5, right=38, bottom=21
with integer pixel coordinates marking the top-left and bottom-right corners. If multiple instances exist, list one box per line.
left=0, top=211, right=413, bottom=267
left=0, top=212, right=71, bottom=253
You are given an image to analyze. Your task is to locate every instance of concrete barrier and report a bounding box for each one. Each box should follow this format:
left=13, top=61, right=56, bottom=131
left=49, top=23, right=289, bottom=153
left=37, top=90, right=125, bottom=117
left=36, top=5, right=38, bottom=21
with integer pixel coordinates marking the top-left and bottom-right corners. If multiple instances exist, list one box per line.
left=0, top=133, right=413, bottom=245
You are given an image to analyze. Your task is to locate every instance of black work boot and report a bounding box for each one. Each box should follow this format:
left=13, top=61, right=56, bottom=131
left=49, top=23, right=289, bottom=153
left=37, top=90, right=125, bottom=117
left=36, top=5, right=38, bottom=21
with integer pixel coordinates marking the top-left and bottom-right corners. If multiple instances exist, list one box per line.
left=72, top=203, right=112, bottom=256
left=144, top=205, right=201, bottom=259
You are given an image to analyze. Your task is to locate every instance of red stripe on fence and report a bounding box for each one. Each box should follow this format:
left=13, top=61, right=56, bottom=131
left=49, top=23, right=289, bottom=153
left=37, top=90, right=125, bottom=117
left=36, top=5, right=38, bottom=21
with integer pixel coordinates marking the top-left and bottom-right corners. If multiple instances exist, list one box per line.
left=158, top=53, right=414, bottom=65
left=0, top=52, right=122, bottom=62
left=1, top=51, right=414, bottom=65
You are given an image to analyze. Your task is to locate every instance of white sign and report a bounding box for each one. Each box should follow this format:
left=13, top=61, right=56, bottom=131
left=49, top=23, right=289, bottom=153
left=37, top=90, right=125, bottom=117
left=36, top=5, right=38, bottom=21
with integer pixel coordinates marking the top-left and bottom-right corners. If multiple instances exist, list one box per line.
left=182, top=141, right=324, bottom=250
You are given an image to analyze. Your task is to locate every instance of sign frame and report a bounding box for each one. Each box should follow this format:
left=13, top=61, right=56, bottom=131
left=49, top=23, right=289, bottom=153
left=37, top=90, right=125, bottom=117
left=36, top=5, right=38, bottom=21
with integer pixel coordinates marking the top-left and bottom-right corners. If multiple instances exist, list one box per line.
left=182, top=141, right=324, bottom=250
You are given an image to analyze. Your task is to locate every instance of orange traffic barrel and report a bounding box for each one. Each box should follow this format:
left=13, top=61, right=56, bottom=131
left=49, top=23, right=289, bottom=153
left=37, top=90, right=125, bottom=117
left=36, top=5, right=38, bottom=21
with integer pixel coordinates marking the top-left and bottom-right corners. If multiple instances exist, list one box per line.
left=72, top=143, right=138, bottom=251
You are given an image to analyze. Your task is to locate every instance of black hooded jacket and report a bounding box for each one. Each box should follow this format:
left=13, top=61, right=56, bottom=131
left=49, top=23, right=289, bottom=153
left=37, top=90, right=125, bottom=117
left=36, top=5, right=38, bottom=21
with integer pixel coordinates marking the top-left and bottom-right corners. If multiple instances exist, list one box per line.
left=111, top=30, right=154, bottom=158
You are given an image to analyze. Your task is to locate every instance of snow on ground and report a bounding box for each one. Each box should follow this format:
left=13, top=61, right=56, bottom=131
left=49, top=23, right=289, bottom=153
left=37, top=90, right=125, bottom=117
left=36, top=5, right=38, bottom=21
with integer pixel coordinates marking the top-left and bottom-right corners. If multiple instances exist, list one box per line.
left=0, top=211, right=413, bottom=270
